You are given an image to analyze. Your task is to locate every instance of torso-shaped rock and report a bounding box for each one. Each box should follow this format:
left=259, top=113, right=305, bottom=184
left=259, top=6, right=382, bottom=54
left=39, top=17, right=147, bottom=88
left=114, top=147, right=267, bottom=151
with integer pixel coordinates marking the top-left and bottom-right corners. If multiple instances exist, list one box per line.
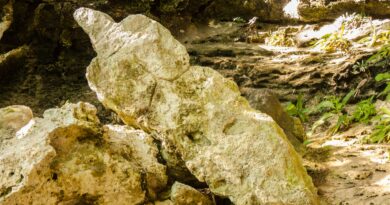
left=74, top=8, right=319, bottom=205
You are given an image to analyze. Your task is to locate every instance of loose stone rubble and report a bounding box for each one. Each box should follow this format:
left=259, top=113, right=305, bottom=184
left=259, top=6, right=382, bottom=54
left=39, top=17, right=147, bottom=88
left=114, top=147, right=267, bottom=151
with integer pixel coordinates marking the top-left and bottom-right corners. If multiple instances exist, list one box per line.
left=0, top=102, right=167, bottom=205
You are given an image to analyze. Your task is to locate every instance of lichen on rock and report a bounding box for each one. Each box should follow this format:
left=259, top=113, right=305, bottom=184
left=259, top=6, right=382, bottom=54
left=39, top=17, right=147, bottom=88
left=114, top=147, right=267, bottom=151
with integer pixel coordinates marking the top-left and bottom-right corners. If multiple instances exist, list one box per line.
left=0, top=102, right=167, bottom=205
left=74, top=7, right=319, bottom=204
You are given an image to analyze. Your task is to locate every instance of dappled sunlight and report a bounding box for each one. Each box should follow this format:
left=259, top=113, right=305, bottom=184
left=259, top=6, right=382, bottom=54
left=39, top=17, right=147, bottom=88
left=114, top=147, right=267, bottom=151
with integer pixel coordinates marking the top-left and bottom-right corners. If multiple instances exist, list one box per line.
left=374, top=175, right=390, bottom=191
left=326, top=157, right=352, bottom=167
left=361, top=148, right=390, bottom=164
left=321, top=139, right=358, bottom=147
left=16, top=119, right=35, bottom=139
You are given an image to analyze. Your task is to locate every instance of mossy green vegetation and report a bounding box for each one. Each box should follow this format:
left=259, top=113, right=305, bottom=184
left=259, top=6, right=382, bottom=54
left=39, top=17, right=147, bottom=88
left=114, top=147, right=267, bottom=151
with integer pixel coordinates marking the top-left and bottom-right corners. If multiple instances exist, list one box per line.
left=366, top=107, right=390, bottom=143
left=284, top=43, right=390, bottom=144
left=285, top=94, right=309, bottom=122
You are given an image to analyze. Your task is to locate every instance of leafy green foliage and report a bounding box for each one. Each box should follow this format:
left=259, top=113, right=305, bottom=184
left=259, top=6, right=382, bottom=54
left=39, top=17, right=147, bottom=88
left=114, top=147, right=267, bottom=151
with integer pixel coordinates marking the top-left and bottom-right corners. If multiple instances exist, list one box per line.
left=285, top=94, right=309, bottom=122
left=314, top=24, right=351, bottom=53
left=351, top=97, right=376, bottom=123
left=352, top=45, right=390, bottom=74
left=310, top=90, right=356, bottom=135
left=375, top=72, right=390, bottom=101
left=352, top=60, right=369, bottom=74
left=316, top=90, right=355, bottom=114
left=367, top=44, right=390, bottom=65
left=365, top=107, right=390, bottom=143
left=233, top=17, right=246, bottom=23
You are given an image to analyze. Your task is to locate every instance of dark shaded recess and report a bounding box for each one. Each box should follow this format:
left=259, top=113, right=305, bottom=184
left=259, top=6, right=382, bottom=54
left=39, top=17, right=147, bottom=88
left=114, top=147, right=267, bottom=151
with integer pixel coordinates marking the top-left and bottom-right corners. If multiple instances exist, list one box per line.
left=0, top=0, right=221, bottom=114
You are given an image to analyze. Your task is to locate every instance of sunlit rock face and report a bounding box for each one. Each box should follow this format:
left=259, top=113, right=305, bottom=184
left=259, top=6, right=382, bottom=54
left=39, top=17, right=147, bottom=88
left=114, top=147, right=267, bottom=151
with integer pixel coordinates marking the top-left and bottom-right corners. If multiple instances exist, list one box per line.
left=241, top=88, right=306, bottom=152
left=298, top=0, right=390, bottom=22
left=0, top=105, right=32, bottom=134
left=0, top=105, right=33, bottom=150
left=0, top=102, right=167, bottom=205
left=0, top=0, right=12, bottom=40
left=75, top=7, right=319, bottom=204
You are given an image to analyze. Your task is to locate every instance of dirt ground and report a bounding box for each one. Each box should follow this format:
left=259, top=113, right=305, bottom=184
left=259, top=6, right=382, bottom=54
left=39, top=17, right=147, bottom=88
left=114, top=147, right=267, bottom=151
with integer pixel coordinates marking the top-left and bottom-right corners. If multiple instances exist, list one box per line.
left=304, top=124, right=390, bottom=205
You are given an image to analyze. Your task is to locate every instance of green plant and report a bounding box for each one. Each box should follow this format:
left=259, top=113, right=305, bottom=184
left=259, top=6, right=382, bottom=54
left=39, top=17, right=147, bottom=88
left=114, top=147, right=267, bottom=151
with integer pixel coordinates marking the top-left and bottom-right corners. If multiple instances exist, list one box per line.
left=352, top=44, right=390, bottom=75
left=375, top=72, right=390, bottom=100
left=314, top=24, right=351, bottom=53
left=366, top=44, right=390, bottom=65
left=352, top=60, right=369, bottom=74
left=316, top=90, right=355, bottom=113
left=310, top=90, right=356, bottom=135
left=365, top=107, right=390, bottom=143
left=351, top=97, right=376, bottom=123
left=285, top=94, right=309, bottom=122
left=233, top=17, right=246, bottom=23
left=265, top=28, right=296, bottom=47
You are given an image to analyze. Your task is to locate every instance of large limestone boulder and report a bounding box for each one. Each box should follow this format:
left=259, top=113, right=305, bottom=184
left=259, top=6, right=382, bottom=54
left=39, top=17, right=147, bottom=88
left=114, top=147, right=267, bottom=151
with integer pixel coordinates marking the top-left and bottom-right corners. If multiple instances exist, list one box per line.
left=0, top=102, right=167, bottom=204
left=75, top=7, right=319, bottom=204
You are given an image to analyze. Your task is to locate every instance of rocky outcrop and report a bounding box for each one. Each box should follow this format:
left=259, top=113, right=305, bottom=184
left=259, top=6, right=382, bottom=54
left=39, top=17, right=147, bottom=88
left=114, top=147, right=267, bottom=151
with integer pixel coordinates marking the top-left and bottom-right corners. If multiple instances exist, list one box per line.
left=0, top=102, right=167, bottom=204
left=75, top=7, right=319, bottom=204
left=241, top=88, right=306, bottom=149
left=298, top=0, right=390, bottom=22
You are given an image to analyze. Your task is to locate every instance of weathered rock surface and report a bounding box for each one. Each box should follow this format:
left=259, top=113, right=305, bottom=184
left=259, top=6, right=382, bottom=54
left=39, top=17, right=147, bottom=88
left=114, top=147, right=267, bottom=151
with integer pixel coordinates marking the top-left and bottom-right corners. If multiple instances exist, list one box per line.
left=0, top=105, right=32, bottom=134
left=241, top=88, right=306, bottom=149
left=0, top=102, right=167, bottom=204
left=185, top=15, right=390, bottom=104
left=75, top=7, right=319, bottom=204
left=170, top=182, right=212, bottom=205
left=0, top=105, right=33, bottom=149
left=0, top=0, right=12, bottom=40
left=298, top=0, right=390, bottom=22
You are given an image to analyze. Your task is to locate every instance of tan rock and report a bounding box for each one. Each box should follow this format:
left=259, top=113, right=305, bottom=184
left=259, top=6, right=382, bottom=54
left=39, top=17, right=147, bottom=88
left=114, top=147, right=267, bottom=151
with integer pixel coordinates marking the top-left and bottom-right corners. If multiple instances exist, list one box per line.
left=75, top=8, right=319, bottom=205
left=0, top=105, right=33, bottom=134
left=0, top=102, right=167, bottom=205
left=241, top=88, right=307, bottom=151
left=171, top=182, right=212, bottom=205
